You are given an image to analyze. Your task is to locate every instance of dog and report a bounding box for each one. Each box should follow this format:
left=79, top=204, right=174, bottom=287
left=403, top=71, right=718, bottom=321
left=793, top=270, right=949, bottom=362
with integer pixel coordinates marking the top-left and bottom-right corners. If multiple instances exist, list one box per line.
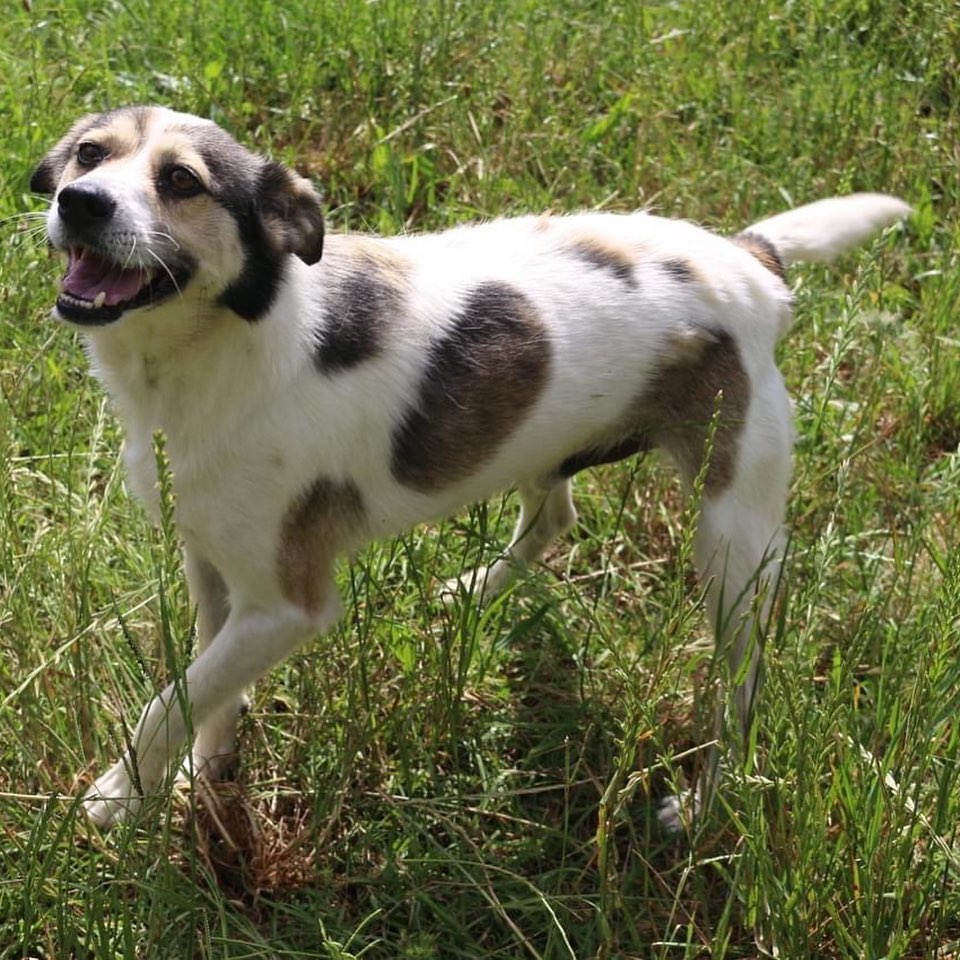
left=30, top=106, right=909, bottom=828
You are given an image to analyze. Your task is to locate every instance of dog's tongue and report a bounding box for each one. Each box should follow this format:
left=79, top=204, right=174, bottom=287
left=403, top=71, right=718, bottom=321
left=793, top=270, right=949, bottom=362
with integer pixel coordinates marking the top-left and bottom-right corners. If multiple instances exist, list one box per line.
left=63, top=249, right=147, bottom=305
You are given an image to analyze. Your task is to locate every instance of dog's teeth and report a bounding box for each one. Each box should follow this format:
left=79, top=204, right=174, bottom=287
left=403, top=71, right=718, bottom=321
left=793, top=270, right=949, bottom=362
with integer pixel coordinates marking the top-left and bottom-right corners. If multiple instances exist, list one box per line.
left=93, top=291, right=107, bottom=309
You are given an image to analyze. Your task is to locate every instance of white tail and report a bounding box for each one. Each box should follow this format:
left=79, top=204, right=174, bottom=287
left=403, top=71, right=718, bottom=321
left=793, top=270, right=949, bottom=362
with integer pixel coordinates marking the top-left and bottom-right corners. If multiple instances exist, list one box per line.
left=746, top=193, right=911, bottom=266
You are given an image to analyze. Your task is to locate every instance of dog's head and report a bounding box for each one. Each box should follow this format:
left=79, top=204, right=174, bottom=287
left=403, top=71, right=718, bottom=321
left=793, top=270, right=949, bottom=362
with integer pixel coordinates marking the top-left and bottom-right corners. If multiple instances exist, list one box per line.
left=31, top=106, right=324, bottom=325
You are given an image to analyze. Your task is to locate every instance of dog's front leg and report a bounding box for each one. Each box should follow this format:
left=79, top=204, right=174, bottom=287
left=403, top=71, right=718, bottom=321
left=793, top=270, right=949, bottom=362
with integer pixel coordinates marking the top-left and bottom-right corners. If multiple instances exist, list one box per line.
left=180, top=550, right=245, bottom=779
left=84, top=595, right=337, bottom=827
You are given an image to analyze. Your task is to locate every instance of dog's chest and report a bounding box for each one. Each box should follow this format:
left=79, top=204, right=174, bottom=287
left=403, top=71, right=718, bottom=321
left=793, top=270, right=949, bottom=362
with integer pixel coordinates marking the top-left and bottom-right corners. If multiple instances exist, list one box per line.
left=93, top=326, right=289, bottom=531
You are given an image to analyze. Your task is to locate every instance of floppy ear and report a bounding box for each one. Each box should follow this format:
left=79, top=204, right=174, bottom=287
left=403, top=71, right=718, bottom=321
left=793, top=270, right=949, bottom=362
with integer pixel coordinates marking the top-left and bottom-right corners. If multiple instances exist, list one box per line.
left=30, top=114, right=100, bottom=195
left=258, top=161, right=325, bottom=265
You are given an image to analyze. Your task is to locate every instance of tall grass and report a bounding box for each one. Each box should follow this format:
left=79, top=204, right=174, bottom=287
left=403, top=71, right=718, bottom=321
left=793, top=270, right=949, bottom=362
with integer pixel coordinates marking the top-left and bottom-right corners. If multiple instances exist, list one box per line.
left=1, top=1, right=958, bottom=957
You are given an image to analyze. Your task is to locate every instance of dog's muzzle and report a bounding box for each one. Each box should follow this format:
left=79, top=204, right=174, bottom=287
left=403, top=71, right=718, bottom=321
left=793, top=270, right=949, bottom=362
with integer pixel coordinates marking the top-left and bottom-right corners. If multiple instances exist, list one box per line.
left=52, top=182, right=189, bottom=326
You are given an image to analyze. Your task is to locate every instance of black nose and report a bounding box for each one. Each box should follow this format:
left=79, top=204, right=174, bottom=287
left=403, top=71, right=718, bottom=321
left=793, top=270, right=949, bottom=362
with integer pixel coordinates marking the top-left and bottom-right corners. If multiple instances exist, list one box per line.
left=57, top=182, right=117, bottom=228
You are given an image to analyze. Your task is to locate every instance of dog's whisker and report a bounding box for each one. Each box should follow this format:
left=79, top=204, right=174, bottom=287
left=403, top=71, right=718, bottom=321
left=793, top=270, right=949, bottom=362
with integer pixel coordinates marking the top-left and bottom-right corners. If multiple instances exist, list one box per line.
left=144, top=229, right=182, bottom=252
left=18, top=220, right=50, bottom=236
left=7, top=222, right=52, bottom=250
left=121, top=235, right=141, bottom=272
left=4, top=210, right=49, bottom=223
left=25, top=230, right=52, bottom=248
left=145, top=248, right=183, bottom=296
left=2, top=211, right=50, bottom=238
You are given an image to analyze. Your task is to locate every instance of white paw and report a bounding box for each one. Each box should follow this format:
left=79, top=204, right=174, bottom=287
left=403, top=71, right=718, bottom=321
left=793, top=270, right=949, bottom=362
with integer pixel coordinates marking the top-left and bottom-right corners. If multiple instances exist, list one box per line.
left=83, top=760, right=143, bottom=828
left=178, top=745, right=236, bottom=783
left=178, top=703, right=245, bottom=782
left=440, top=563, right=512, bottom=606
left=657, top=787, right=701, bottom=833
left=440, top=570, right=482, bottom=605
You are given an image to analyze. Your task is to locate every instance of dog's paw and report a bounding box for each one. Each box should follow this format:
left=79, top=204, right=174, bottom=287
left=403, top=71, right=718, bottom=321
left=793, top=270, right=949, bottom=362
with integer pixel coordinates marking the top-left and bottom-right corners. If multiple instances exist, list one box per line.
left=439, top=569, right=485, bottom=606
left=178, top=746, right=237, bottom=783
left=178, top=702, right=246, bottom=782
left=83, top=761, right=143, bottom=828
left=657, top=787, right=700, bottom=834
left=439, top=562, right=513, bottom=607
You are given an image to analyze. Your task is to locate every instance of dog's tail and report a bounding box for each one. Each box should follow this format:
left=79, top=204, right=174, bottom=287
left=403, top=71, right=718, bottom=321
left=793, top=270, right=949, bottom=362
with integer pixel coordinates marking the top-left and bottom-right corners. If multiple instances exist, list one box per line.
left=735, top=193, right=911, bottom=278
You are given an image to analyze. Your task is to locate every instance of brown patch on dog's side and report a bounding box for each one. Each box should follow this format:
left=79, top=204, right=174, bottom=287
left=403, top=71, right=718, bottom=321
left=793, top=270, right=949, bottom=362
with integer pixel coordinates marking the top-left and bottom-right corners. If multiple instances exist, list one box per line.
left=277, top=476, right=365, bottom=611
left=646, top=328, right=751, bottom=491
left=732, top=232, right=786, bottom=282
left=313, top=239, right=410, bottom=372
left=566, top=236, right=637, bottom=287
left=553, top=327, right=749, bottom=492
left=391, top=281, right=550, bottom=491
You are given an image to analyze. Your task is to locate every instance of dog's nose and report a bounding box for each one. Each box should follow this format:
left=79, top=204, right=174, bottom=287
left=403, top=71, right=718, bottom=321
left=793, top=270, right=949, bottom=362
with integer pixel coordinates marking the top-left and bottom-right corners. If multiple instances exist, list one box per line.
left=57, top=182, right=117, bottom=227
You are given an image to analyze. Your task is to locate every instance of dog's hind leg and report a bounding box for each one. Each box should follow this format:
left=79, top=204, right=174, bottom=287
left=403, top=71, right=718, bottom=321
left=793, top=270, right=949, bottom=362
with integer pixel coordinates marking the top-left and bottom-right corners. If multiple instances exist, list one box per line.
left=445, top=479, right=577, bottom=602
left=84, top=591, right=339, bottom=827
left=659, top=368, right=793, bottom=829
left=699, top=370, right=792, bottom=739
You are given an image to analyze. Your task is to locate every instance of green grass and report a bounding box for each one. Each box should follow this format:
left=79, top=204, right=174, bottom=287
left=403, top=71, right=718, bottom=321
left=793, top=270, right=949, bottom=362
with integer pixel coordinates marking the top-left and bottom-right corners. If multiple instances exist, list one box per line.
left=2, top=0, right=959, bottom=956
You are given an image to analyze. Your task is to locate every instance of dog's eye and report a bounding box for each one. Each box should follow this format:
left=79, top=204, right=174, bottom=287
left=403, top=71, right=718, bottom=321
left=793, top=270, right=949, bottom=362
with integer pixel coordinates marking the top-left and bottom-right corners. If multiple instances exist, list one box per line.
left=77, top=142, right=106, bottom=168
left=164, top=165, right=204, bottom=198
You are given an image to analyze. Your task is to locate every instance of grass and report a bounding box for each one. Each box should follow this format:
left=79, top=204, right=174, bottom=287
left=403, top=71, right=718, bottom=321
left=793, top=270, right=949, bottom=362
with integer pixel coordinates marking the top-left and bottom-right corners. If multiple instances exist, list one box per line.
left=1, top=0, right=959, bottom=956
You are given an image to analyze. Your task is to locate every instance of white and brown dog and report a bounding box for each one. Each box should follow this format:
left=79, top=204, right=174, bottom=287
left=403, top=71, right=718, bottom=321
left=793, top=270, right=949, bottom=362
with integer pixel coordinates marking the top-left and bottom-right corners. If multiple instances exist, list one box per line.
left=31, top=106, right=909, bottom=828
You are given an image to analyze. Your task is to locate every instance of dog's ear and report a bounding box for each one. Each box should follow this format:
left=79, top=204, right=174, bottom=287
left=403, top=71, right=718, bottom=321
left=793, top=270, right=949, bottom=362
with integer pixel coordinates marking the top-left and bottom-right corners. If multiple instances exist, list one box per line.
left=30, top=114, right=100, bottom=195
left=258, top=161, right=325, bottom=265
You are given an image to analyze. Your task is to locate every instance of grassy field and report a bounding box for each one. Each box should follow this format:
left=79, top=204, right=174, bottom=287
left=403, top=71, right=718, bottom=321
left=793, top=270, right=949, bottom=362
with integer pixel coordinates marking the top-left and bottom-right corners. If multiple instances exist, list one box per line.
left=1, top=0, right=959, bottom=957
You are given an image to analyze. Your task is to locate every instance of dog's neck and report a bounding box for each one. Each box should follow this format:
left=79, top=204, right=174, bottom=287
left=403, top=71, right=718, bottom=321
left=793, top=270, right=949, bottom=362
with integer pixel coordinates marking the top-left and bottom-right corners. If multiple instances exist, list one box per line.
left=82, top=268, right=306, bottom=429
left=77, top=266, right=310, bottom=509
left=84, top=302, right=240, bottom=429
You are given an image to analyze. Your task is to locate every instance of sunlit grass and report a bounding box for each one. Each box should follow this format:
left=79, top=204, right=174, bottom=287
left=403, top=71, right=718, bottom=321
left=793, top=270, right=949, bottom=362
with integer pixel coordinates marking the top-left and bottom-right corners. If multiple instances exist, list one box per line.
left=1, top=1, right=958, bottom=957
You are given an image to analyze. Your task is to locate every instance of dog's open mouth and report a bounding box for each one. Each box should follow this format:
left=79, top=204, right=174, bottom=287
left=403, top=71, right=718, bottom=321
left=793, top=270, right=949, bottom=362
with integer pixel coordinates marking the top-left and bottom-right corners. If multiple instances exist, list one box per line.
left=56, top=247, right=188, bottom=325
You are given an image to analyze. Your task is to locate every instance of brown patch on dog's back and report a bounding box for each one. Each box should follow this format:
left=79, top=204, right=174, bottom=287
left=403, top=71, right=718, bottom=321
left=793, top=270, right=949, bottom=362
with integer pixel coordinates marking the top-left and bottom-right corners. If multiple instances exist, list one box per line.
left=391, top=282, right=550, bottom=491
left=313, top=239, right=409, bottom=373
left=732, top=232, right=786, bottom=282
left=277, top=477, right=365, bottom=612
left=660, top=257, right=698, bottom=284
left=566, top=236, right=637, bottom=287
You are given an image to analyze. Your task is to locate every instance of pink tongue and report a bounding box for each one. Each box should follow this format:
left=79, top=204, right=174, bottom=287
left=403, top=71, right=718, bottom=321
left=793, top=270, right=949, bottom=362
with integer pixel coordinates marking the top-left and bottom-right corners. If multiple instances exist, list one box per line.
left=63, top=250, right=147, bottom=305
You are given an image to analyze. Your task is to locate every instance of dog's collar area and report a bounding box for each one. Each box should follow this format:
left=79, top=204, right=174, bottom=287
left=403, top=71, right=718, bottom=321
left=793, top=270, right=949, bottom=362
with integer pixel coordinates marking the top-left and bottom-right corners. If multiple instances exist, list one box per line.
left=56, top=246, right=189, bottom=325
